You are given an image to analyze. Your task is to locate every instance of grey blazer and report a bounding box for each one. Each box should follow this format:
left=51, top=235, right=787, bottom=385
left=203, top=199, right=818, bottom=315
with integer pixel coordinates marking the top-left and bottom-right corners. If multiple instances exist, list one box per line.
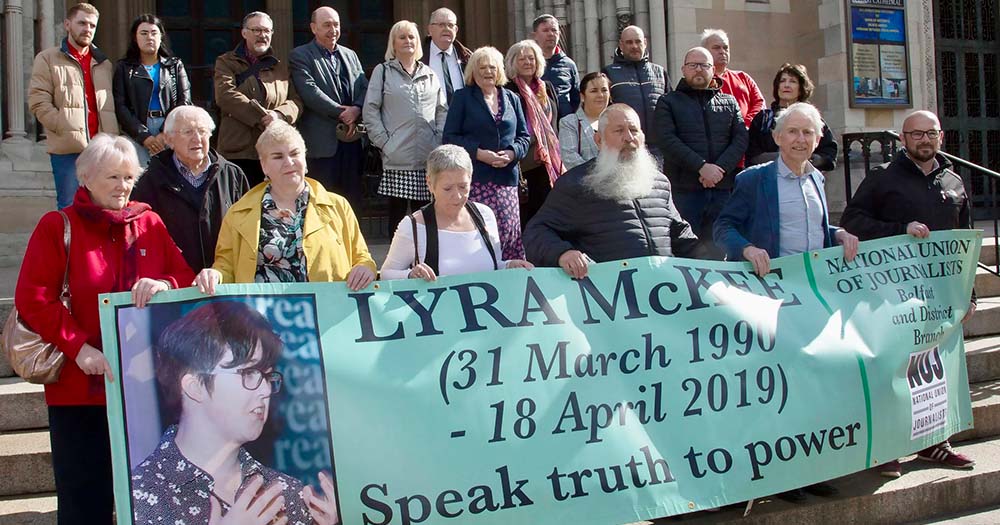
left=289, top=40, right=369, bottom=158
left=558, top=108, right=600, bottom=170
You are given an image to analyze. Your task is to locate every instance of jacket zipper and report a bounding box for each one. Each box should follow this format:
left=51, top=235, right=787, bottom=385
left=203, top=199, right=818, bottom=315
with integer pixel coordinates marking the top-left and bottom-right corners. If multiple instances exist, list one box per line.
left=701, top=91, right=716, bottom=161
left=633, top=199, right=655, bottom=255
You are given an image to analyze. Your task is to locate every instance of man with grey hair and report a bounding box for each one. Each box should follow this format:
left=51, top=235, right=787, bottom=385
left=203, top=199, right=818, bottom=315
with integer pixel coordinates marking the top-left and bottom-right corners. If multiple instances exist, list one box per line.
left=290, top=6, right=368, bottom=209
left=524, top=104, right=702, bottom=277
left=701, top=28, right=765, bottom=128
left=215, top=11, right=301, bottom=187
left=132, top=105, right=249, bottom=272
left=714, top=102, right=858, bottom=277
left=653, top=46, right=747, bottom=259
left=422, top=7, right=471, bottom=104
left=533, top=14, right=580, bottom=119
left=603, top=25, right=671, bottom=149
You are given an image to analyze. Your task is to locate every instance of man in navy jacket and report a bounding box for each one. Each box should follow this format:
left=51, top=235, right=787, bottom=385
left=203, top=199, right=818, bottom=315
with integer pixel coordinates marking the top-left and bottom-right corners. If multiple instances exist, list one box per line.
left=289, top=6, right=368, bottom=208
left=533, top=14, right=580, bottom=120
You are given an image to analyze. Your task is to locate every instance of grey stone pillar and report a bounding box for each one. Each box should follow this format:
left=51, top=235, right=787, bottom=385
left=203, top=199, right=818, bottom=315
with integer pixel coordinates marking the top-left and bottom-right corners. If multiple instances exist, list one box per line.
left=4, top=0, right=29, bottom=143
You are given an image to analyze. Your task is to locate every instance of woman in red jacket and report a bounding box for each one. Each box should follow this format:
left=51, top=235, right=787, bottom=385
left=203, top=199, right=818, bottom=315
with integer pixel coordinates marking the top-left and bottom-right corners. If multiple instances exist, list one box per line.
left=14, top=133, right=194, bottom=524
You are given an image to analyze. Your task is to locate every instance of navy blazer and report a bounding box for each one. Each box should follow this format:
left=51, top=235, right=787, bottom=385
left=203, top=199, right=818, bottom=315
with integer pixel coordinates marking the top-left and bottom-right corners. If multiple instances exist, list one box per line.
left=289, top=40, right=368, bottom=158
left=713, top=160, right=839, bottom=260
left=442, top=84, right=531, bottom=186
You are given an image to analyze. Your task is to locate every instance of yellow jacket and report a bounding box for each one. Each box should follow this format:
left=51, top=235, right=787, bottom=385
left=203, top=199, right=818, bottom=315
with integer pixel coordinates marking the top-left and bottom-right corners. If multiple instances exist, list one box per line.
left=213, top=178, right=375, bottom=283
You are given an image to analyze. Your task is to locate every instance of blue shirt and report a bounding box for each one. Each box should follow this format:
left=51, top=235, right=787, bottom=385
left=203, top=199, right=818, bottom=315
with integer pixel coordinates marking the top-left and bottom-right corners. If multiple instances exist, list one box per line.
left=144, top=62, right=162, bottom=111
left=776, top=156, right=825, bottom=257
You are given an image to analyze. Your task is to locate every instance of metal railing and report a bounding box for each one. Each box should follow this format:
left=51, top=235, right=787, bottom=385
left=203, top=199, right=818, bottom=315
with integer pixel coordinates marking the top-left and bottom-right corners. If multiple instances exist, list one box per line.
left=842, top=131, right=1000, bottom=278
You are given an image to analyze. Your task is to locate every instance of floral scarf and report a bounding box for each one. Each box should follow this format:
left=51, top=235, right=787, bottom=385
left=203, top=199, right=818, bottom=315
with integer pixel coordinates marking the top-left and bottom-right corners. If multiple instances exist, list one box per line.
left=513, top=77, right=564, bottom=186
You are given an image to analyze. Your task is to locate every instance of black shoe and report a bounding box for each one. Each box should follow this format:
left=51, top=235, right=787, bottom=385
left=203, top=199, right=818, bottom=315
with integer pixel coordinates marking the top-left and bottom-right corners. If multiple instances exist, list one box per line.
left=803, top=482, right=839, bottom=497
left=777, top=489, right=807, bottom=503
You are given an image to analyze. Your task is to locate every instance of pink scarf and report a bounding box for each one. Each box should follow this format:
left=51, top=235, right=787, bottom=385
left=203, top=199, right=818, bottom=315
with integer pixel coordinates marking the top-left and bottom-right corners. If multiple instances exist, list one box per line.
left=514, top=77, right=564, bottom=186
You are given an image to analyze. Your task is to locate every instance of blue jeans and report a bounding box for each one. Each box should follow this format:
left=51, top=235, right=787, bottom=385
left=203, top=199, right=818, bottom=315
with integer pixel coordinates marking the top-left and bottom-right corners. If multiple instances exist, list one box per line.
left=50, top=153, right=80, bottom=209
left=131, top=116, right=166, bottom=168
left=672, top=188, right=731, bottom=260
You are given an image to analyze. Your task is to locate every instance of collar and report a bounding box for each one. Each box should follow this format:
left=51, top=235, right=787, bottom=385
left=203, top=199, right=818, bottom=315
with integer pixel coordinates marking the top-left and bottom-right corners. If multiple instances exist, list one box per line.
left=172, top=152, right=213, bottom=179
left=776, top=155, right=818, bottom=180
left=61, top=38, right=108, bottom=64
left=432, top=41, right=454, bottom=56
left=149, top=425, right=264, bottom=489
left=902, top=150, right=942, bottom=175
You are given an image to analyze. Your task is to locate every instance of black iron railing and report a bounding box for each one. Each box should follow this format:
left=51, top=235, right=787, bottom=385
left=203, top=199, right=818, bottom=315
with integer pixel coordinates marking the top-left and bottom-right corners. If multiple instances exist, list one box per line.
left=842, top=131, right=1000, bottom=278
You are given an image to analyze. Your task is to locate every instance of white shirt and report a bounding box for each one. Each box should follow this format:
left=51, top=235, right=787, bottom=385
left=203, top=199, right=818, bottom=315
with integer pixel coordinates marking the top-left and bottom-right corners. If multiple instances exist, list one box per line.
left=429, top=42, right=465, bottom=95
left=380, top=202, right=507, bottom=279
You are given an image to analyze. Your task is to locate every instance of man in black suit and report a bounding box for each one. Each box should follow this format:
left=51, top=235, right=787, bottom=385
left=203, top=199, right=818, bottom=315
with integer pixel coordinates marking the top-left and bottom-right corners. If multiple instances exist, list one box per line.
left=421, top=7, right=471, bottom=105
left=289, top=6, right=368, bottom=208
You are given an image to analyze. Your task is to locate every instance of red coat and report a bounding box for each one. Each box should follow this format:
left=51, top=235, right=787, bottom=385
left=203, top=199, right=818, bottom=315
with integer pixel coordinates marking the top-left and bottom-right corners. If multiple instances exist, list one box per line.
left=15, top=198, right=194, bottom=406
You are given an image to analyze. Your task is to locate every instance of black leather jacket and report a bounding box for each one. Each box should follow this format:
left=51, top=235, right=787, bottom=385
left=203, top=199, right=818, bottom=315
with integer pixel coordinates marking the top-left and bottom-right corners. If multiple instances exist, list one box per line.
left=113, top=55, right=191, bottom=142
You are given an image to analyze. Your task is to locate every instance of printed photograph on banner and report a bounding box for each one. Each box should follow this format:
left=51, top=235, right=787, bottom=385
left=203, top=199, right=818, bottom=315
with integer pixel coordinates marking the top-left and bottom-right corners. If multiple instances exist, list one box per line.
left=908, top=345, right=949, bottom=440
left=110, top=295, right=340, bottom=525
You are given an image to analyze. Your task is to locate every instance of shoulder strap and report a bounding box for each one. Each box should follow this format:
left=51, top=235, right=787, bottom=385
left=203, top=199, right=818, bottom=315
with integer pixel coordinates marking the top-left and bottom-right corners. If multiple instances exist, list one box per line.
left=465, top=202, right=499, bottom=270
left=57, top=211, right=72, bottom=302
left=419, top=203, right=441, bottom=275
left=577, top=118, right=583, bottom=155
left=409, top=212, right=420, bottom=267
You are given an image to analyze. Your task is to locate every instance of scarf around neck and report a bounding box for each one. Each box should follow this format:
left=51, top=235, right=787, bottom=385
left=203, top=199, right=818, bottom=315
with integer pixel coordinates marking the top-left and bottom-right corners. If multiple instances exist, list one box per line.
left=513, top=77, right=564, bottom=186
left=72, top=187, right=152, bottom=291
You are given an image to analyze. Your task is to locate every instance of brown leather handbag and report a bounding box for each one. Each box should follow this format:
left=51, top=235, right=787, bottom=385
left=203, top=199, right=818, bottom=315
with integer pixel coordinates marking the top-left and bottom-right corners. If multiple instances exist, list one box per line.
left=2, top=211, right=71, bottom=384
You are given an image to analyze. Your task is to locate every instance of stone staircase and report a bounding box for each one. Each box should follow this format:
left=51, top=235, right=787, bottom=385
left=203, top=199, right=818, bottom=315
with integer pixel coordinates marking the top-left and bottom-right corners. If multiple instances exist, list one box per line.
left=0, top=239, right=998, bottom=525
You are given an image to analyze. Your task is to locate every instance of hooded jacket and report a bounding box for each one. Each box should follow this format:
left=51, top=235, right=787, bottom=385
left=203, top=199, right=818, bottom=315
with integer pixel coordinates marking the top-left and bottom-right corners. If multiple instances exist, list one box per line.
left=603, top=48, right=671, bottom=136
left=653, top=77, right=748, bottom=192
left=28, top=39, right=119, bottom=154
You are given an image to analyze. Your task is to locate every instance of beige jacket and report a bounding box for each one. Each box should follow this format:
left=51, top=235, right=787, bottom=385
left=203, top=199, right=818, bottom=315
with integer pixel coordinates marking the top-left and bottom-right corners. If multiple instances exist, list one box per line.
left=214, top=44, right=301, bottom=160
left=28, top=40, right=118, bottom=155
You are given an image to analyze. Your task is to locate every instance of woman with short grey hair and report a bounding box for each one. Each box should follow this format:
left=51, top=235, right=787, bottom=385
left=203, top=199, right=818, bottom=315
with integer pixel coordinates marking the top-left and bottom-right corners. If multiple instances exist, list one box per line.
left=364, top=19, right=448, bottom=228
left=15, top=133, right=194, bottom=523
left=380, top=144, right=533, bottom=280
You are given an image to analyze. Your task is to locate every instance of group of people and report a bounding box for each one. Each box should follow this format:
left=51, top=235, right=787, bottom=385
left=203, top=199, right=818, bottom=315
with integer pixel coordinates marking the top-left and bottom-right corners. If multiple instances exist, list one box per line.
left=16, top=3, right=978, bottom=524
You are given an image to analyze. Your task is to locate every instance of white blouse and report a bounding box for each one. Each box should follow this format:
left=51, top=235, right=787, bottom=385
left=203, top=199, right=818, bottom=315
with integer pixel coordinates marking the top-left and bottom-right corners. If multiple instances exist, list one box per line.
left=380, top=202, right=509, bottom=280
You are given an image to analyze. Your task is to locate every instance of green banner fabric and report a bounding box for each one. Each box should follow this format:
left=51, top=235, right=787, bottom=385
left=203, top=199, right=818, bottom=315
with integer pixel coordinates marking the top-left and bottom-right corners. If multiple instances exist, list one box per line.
left=100, top=230, right=980, bottom=525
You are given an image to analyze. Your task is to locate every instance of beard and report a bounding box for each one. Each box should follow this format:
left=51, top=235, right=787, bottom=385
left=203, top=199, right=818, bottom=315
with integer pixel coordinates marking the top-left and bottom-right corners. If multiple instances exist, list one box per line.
left=584, top=145, right=659, bottom=201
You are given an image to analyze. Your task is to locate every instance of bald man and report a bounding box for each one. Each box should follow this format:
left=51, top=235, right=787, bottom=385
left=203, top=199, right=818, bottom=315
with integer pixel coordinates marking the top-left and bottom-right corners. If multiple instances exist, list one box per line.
left=602, top=26, right=671, bottom=146
left=289, top=6, right=368, bottom=208
left=652, top=47, right=747, bottom=259
left=841, top=110, right=976, bottom=478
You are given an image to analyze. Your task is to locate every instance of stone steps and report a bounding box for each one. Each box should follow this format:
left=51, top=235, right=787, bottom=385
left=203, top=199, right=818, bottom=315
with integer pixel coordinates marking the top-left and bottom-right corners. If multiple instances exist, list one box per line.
left=963, top=297, right=1000, bottom=339
left=0, top=430, right=54, bottom=498
left=655, top=437, right=1000, bottom=525
left=915, top=504, right=1000, bottom=524
left=0, top=493, right=56, bottom=525
left=966, top=335, right=1000, bottom=385
left=0, top=378, right=46, bottom=431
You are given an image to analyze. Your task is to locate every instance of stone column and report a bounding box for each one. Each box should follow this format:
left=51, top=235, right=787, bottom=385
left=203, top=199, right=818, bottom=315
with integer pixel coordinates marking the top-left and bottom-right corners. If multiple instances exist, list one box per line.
left=600, top=0, right=616, bottom=67
left=584, top=0, right=600, bottom=73
left=4, top=0, right=29, bottom=143
left=267, top=0, right=292, bottom=66
left=634, top=0, right=650, bottom=35
left=648, top=0, right=668, bottom=69
left=569, top=0, right=587, bottom=70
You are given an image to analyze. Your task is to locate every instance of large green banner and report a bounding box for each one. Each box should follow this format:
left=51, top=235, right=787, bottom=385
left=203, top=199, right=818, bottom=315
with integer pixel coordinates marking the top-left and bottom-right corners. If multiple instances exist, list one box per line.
left=100, top=230, right=980, bottom=525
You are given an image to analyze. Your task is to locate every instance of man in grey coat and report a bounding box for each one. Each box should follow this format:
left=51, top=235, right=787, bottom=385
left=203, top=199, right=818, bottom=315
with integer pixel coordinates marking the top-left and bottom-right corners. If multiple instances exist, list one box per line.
left=289, top=6, right=368, bottom=208
left=524, top=104, right=703, bottom=277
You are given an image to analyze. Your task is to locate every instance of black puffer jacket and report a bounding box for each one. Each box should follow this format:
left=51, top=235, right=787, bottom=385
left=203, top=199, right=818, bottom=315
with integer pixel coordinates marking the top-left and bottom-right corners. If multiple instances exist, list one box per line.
left=841, top=153, right=972, bottom=240
left=131, top=149, right=249, bottom=272
left=603, top=49, right=671, bottom=136
left=113, top=56, right=191, bottom=143
left=652, top=77, right=748, bottom=192
left=523, top=159, right=703, bottom=266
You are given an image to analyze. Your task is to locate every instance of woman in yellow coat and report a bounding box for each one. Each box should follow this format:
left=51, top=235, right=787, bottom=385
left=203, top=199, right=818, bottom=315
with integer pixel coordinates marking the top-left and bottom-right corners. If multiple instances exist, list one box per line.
left=194, top=121, right=375, bottom=292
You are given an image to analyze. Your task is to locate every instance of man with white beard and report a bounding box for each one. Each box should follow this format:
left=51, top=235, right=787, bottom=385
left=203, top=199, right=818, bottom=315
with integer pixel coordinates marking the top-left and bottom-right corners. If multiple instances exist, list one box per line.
left=524, top=104, right=703, bottom=278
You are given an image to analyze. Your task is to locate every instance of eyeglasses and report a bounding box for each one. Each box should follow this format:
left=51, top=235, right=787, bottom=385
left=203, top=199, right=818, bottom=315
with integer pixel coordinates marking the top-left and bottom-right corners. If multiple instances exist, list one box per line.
left=177, top=127, right=213, bottom=138
left=902, top=129, right=941, bottom=140
left=684, top=63, right=712, bottom=71
left=431, top=22, right=457, bottom=29
left=247, top=27, right=273, bottom=36
left=207, top=368, right=283, bottom=394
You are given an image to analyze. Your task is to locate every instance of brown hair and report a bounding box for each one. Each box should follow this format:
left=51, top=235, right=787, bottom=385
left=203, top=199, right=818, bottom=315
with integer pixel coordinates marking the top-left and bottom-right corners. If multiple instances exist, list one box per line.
left=67, top=2, right=99, bottom=19
left=772, top=63, right=814, bottom=103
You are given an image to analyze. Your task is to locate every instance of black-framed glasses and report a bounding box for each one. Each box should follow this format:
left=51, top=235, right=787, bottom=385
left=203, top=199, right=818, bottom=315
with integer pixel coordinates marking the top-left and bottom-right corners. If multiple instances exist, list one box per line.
left=902, top=129, right=941, bottom=140
left=684, top=62, right=712, bottom=71
left=207, top=368, right=283, bottom=394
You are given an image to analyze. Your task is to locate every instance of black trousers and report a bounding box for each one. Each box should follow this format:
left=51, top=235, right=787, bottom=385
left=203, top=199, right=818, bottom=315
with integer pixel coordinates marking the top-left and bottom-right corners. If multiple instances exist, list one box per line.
left=231, top=158, right=266, bottom=189
left=308, top=141, right=364, bottom=211
left=48, top=405, right=114, bottom=525
left=519, top=165, right=552, bottom=228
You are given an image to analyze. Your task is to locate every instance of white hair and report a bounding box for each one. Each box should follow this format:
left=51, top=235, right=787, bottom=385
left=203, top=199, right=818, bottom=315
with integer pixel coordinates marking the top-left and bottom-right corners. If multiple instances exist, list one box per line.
left=700, top=28, right=729, bottom=46
left=504, top=40, right=546, bottom=81
left=242, top=11, right=272, bottom=28
left=428, top=7, right=457, bottom=26
left=164, top=106, right=216, bottom=134
left=774, top=102, right=824, bottom=136
left=76, top=133, right=141, bottom=183
left=597, top=104, right=640, bottom=139
left=426, top=145, right=473, bottom=185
